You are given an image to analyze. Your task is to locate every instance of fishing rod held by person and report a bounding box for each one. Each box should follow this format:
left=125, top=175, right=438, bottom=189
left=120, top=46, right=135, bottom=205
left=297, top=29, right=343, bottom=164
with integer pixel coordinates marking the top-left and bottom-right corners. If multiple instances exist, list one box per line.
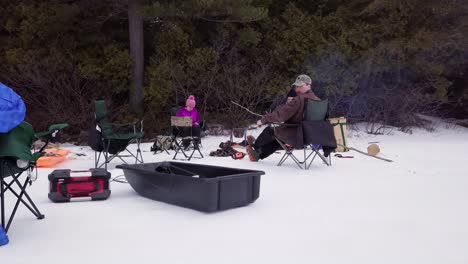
left=230, top=101, right=263, bottom=117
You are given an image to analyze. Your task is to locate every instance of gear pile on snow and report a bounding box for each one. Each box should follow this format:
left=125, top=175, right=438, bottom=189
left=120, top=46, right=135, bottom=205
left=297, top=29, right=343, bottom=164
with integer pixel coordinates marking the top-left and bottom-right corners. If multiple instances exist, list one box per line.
left=209, top=141, right=245, bottom=159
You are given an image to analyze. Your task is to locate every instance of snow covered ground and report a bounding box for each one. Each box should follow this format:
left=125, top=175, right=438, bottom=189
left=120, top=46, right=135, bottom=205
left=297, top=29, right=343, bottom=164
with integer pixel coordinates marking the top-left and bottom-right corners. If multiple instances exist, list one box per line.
left=2, top=122, right=468, bottom=264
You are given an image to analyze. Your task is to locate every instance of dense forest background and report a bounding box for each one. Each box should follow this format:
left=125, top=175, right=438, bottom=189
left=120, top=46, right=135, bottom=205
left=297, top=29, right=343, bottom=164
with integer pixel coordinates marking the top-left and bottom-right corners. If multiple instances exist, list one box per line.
left=1, top=0, right=467, bottom=140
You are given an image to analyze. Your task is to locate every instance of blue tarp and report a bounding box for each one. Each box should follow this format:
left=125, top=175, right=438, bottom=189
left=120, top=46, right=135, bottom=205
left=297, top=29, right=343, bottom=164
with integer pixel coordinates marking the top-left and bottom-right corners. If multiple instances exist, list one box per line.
left=0, top=83, right=26, bottom=133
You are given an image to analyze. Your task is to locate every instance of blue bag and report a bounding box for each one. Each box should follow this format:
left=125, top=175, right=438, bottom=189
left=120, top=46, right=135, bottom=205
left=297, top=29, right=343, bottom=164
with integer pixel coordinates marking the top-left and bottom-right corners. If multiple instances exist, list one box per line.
left=0, top=83, right=26, bottom=133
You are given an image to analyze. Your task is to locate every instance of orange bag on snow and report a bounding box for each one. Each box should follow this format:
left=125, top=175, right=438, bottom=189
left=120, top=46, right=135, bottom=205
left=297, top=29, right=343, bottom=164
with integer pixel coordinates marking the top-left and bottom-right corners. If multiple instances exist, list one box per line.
left=36, top=148, right=70, bottom=168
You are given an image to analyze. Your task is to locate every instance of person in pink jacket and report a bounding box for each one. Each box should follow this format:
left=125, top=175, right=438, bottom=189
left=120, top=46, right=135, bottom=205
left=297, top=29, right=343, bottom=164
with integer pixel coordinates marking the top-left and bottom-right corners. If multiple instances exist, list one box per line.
left=176, top=95, right=201, bottom=126
left=175, top=95, right=203, bottom=147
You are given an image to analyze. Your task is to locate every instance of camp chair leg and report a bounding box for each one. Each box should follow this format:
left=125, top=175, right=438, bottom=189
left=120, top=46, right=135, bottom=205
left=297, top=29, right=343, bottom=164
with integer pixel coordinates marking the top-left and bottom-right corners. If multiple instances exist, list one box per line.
left=276, top=138, right=291, bottom=166
left=115, top=155, right=128, bottom=164
left=104, top=142, right=110, bottom=170
left=303, top=148, right=308, bottom=169
left=197, top=148, right=204, bottom=158
left=173, top=148, right=188, bottom=160
left=1, top=171, right=5, bottom=231
left=97, top=154, right=117, bottom=169
left=97, top=139, right=120, bottom=170
left=173, top=138, right=203, bottom=161
left=192, top=139, right=204, bottom=159
left=94, top=151, right=102, bottom=169
left=304, top=147, right=316, bottom=169
left=172, top=139, right=180, bottom=160
left=6, top=176, right=32, bottom=232
left=187, top=149, right=195, bottom=161
left=6, top=168, right=44, bottom=220
left=307, top=152, right=329, bottom=168
left=277, top=149, right=304, bottom=169
left=153, top=137, right=170, bottom=155
left=129, top=149, right=143, bottom=164
left=305, top=145, right=331, bottom=169
left=4, top=178, right=43, bottom=219
left=186, top=140, right=204, bottom=161
left=93, top=139, right=111, bottom=170
left=275, top=138, right=304, bottom=169
left=1, top=165, right=44, bottom=234
left=134, top=138, right=144, bottom=163
left=97, top=152, right=128, bottom=169
left=158, top=144, right=170, bottom=155
left=172, top=138, right=189, bottom=160
left=121, top=142, right=144, bottom=164
left=277, top=151, right=289, bottom=166
left=316, top=150, right=330, bottom=166
left=291, top=152, right=305, bottom=169
left=126, top=137, right=144, bottom=163
left=97, top=137, right=144, bottom=169
left=97, top=139, right=115, bottom=170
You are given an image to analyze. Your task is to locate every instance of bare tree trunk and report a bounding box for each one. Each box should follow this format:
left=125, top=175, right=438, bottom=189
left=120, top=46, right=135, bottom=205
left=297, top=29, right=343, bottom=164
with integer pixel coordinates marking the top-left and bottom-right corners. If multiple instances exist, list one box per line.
left=128, top=0, right=144, bottom=114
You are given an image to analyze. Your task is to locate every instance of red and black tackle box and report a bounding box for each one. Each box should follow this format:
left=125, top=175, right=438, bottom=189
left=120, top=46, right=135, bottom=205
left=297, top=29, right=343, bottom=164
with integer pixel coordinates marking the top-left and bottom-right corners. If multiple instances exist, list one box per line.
left=48, top=169, right=111, bottom=202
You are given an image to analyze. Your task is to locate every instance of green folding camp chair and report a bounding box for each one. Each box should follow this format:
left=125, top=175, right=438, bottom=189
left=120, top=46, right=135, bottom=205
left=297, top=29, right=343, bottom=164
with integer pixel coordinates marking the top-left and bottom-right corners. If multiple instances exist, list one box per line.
left=92, top=100, right=144, bottom=170
left=1, top=122, right=67, bottom=234
left=275, top=99, right=335, bottom=169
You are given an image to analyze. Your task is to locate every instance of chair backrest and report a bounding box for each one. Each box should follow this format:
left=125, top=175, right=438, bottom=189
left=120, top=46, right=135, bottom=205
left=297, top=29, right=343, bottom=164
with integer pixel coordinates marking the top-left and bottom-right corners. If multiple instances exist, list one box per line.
left=94, top=100, right=113, bottom=136
left=0, top=122, right=34, bottom=162
left=304, top=99, right=328, bottom=122
left=170, top=106, right=180, bottom=117
left=171, top=116, right=192, bottom=127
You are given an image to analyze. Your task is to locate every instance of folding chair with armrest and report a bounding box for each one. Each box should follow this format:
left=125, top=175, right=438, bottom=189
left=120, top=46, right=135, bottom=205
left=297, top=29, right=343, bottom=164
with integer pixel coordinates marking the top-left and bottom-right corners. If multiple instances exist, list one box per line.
left=1, top=122, right=67, bottom=234
left=93, top=100, right=144, bottom=170
left=274, top=99, right=336, bottom=169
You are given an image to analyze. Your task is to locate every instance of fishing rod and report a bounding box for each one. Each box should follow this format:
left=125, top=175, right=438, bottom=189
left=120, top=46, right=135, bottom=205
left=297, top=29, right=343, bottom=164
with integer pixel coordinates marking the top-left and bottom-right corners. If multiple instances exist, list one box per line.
left=337, top=144, right=394, bottom=162
left=230, top=101, right=263, bottom=117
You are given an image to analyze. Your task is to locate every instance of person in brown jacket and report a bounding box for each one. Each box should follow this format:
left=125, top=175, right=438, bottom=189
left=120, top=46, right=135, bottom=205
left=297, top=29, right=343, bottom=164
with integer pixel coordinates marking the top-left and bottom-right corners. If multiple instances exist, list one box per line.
left=267, top=85, right=298, bottom=113
left=246, top=74, right=321, bottom=161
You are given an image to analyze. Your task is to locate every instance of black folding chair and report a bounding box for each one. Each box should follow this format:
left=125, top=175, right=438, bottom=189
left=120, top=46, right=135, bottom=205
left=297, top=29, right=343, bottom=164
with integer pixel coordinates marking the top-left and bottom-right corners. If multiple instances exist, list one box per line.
left=171, top=116, right=203, bottom=161
left=275, top=99, right=336, bottom=169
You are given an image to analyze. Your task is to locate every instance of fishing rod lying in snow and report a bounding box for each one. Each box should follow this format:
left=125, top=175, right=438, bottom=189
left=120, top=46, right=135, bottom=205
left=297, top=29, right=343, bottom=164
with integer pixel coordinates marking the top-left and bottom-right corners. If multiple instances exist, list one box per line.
left=337, top=144, right=393, bottom=162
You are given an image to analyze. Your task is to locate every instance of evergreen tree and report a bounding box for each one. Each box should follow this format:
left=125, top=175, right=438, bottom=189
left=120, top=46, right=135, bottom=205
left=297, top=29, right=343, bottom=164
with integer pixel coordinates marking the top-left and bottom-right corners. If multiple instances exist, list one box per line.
left=0, top=0, right=466, bottom=136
